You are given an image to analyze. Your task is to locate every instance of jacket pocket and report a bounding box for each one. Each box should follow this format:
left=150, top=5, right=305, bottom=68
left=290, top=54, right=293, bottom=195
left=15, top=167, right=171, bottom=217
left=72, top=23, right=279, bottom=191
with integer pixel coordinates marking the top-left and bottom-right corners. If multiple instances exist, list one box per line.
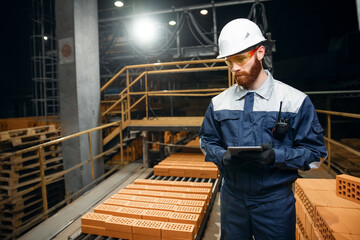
left=214, top=110, right=240, bottom=145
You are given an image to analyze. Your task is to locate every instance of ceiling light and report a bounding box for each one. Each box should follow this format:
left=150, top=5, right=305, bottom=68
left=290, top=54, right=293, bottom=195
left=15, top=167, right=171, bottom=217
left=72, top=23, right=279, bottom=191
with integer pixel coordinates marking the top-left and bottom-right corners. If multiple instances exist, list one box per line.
left=169, top=20, right=176, bottom=26
left=114, top=1, right=124, bottom=7
left=200, top=9, right=208, bottom=15
left=43, top=36, right=48, bottom=40
left=133, top=18, right=157, bottom=44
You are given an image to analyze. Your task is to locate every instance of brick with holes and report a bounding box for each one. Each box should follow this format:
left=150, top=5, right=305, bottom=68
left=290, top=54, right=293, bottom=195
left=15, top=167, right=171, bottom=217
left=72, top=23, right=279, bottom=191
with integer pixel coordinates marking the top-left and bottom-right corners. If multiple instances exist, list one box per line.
left=162, top=222, right=195, bottom=240
left=94, top=204, right=122, bottom=216
left=142, top=209, right=173, bottom=222
left=132, top=219, right=165, bottom=238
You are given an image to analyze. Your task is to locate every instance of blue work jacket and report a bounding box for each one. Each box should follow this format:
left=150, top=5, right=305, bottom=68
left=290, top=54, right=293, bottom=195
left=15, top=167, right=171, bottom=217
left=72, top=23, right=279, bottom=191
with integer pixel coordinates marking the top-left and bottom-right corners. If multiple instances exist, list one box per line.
left=199, top=70, right=328, bottom=198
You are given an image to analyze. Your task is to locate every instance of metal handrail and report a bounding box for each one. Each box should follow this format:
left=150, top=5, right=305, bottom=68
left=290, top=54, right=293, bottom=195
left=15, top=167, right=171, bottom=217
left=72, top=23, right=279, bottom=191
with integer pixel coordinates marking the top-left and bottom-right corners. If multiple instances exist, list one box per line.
left=100, top=59, right=225, bottom=92
left=100, top=59, right=230, bottom=120
left=316, top=109, right=360, bottom=173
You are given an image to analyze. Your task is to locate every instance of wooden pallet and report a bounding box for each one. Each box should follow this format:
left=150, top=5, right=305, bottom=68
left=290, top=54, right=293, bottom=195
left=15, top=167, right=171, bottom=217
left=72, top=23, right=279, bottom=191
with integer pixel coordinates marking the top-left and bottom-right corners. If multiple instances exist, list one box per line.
left=0, top=179, right=65, bottom=239
left=0, top=125, right=60, bottom=153
left=0, top=125, right=57, bottom=141
left=0, top=125, right=64, bottom=239
left=328, top=139, right=360, bottom=177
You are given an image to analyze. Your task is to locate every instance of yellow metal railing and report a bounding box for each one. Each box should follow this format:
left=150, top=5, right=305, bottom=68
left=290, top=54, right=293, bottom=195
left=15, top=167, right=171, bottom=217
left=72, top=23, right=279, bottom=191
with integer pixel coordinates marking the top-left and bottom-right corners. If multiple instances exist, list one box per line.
left=100, top=59, right=231, bottom=123
left=316, top=110, right=360, bottom=173
left=0, top=121, right=123, bottom=237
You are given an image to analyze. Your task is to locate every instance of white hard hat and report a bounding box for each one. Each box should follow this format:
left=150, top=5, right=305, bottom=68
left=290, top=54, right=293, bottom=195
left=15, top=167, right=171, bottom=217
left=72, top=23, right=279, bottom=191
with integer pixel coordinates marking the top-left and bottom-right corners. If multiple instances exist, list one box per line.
left=217, top=18, right=266, bottom=58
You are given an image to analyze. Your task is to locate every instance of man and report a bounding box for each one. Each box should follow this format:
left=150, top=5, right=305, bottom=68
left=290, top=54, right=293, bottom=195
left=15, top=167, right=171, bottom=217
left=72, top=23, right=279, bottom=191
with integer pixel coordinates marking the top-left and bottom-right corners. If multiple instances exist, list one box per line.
left=199, top=18, right=327, bottom=240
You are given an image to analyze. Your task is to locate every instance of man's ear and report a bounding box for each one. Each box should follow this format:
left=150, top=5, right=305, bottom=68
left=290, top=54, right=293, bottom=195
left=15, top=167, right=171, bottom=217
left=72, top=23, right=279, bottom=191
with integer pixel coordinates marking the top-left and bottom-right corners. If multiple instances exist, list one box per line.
left=256, top=45, right=266, bottom=60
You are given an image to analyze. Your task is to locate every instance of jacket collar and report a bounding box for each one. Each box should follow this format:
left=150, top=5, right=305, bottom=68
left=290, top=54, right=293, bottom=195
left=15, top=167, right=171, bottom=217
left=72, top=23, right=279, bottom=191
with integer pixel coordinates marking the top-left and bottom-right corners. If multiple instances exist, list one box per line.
left=235, top=70, right=274, bottom=100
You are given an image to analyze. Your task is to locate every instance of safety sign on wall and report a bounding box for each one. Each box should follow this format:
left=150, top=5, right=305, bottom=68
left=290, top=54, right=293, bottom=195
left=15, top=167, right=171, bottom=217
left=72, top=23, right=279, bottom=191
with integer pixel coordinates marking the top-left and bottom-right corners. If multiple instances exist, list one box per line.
left=59, top=37, right=74, bottom=65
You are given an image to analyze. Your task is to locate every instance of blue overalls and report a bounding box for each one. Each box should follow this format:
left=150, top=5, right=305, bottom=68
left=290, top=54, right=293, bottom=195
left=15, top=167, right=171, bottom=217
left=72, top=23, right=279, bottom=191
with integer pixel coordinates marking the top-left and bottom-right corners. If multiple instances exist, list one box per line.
left=199, top=70, right=328, bottom=240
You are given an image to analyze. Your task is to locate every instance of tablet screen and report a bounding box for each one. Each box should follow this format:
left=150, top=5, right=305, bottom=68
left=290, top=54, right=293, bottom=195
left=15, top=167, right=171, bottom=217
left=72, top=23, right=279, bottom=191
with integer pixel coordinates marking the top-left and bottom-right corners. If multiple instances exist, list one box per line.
left=227, top=146, right=263, bottom=155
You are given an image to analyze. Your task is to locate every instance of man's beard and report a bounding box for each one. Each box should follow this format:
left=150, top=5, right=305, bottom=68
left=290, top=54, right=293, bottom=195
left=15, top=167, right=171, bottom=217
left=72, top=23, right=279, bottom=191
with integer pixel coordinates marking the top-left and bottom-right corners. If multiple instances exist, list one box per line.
left=234, top=58, right=262, bottom=88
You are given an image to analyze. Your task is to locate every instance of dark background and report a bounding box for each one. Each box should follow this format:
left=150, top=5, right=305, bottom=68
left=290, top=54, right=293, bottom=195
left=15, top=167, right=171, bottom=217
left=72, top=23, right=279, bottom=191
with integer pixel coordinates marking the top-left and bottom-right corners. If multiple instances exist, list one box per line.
left=1, top=0, right=359, bottom=118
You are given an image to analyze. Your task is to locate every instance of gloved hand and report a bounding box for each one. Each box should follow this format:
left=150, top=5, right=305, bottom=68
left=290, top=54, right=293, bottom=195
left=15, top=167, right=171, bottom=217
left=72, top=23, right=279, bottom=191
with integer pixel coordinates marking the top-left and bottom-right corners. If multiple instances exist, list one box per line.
left=222, top=150, right=247, bottom=169
left=237, top=143, right=275, bottom=166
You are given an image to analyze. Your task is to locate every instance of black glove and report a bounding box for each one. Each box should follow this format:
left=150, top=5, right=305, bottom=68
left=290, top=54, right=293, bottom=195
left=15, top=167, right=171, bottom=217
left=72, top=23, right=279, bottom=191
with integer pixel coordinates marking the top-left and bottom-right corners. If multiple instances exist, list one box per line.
left=237, top=143, right=275, bottom=166
left=222, top=150, right=247, bottom=169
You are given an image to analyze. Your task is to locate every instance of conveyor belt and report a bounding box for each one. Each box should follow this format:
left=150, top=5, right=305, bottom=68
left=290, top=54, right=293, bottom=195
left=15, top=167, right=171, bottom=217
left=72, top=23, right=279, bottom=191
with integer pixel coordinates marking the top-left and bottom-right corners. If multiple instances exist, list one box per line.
left=69, top=174, right=221, bottom=240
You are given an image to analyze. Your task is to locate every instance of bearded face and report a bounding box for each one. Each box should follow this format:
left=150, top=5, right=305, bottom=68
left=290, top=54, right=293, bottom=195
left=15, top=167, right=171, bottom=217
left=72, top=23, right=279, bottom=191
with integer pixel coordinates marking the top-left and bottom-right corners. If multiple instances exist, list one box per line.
left=234, top=57, right=262, bottom=88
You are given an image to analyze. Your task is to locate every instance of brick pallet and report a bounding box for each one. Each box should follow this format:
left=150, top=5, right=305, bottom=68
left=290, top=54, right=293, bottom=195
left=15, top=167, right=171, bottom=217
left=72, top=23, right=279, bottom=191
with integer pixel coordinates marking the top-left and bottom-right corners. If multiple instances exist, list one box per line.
left=0, top=125, right=65, bottom=240
left=153, top=153, right=219, bottom=179
left=80, top=178, right=215, bottom=239
left=295, top=176, right=360, bottom=240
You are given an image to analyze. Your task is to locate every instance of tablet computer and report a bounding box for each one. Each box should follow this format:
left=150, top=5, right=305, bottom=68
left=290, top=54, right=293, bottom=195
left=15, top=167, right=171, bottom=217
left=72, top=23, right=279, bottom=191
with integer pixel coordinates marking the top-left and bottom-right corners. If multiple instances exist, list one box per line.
left=227, top=146, right=263, bottom=155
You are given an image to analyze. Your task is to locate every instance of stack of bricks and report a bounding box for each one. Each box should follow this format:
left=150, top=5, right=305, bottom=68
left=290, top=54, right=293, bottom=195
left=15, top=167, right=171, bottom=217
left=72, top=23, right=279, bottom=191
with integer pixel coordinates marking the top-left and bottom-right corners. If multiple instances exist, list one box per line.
left=294, top=174, right=360, bottom=240
left=153, top=153, right=219, bottom=179
left=182, top=137, right=202, bottom=153
left=81, top=178, right=213, bottom=239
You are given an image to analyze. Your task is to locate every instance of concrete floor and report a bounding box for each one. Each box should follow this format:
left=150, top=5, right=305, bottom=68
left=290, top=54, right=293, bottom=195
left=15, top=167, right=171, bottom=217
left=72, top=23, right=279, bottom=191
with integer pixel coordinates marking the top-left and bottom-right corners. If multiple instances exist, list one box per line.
left=202, top=193, right=221, bottom=240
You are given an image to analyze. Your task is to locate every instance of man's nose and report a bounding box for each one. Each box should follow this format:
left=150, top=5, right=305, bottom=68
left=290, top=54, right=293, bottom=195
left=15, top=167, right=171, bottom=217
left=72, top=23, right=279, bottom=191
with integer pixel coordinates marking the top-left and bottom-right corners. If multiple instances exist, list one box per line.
left=231, top=62, right=243, bottom=72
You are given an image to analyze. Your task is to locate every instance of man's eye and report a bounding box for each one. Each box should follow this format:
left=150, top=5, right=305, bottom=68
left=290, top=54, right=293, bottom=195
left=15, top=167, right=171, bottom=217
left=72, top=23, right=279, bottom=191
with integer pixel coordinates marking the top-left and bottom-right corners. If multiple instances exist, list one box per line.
left=235, top=57, right=246, bottom=62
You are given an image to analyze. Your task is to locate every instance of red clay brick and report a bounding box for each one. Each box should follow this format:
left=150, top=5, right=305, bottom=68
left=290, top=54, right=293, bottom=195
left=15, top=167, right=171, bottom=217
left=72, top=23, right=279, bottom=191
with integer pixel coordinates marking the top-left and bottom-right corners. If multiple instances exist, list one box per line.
left=156, top=197, right=180, bottom=205
left=132, top=219, right=165, bottom=237
left=169, top=166, right=186, bottom=177
left=161, top=222, right=195, bottom=240
left=140, top=190, right=165, bottom=198
left=94, top=204, right=122, bottom=216
left=183, top=193, right=209, bottom=204
left=125, top=201, right=152, bottom=209
left=331, top=233, right=360, bottom=239
left=191, top=182, right=213, bottom=188
left=188, top=187, right=211, bottom=197
left=132, top=195, right=158, bottom=203
left=295, top=178, right=335, bottom=191
left=315, top=206, right=360, bottom=239
left=336, top=174, right=360, bottom=205
left=126, top=184, right=147, bottom=190
left=149, top=203, right=176, bottom=212
left=170, top=181, right=193, bottom=187
left=105, top=229, right=132, bottom=239
left=168, top=212, right=200, bottom=233
left=118, top=188, right=143, bottom=195
left=111, top=193, right=136, bottom=201
left=81, top=225, right=105, bottom=236
left=116, top=207, right=145, bottom=219
left=153, top=165, right=169, bottom=176
left=103, top=198, right=129, bottom=207
left=166, top=186, right=189, bottom=193
left=161, top=192, right=186, bottom=199
left=174, top=206, right=203, bottom=220
left=142, top=209, right=173, bottom=222
left=81, top=212, right=111, bottom=228
left=177, top=199, right=206, bottom=210
left=134, top=178, right=154, bottom=185
left=105, top=215, right=137, bottom=232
